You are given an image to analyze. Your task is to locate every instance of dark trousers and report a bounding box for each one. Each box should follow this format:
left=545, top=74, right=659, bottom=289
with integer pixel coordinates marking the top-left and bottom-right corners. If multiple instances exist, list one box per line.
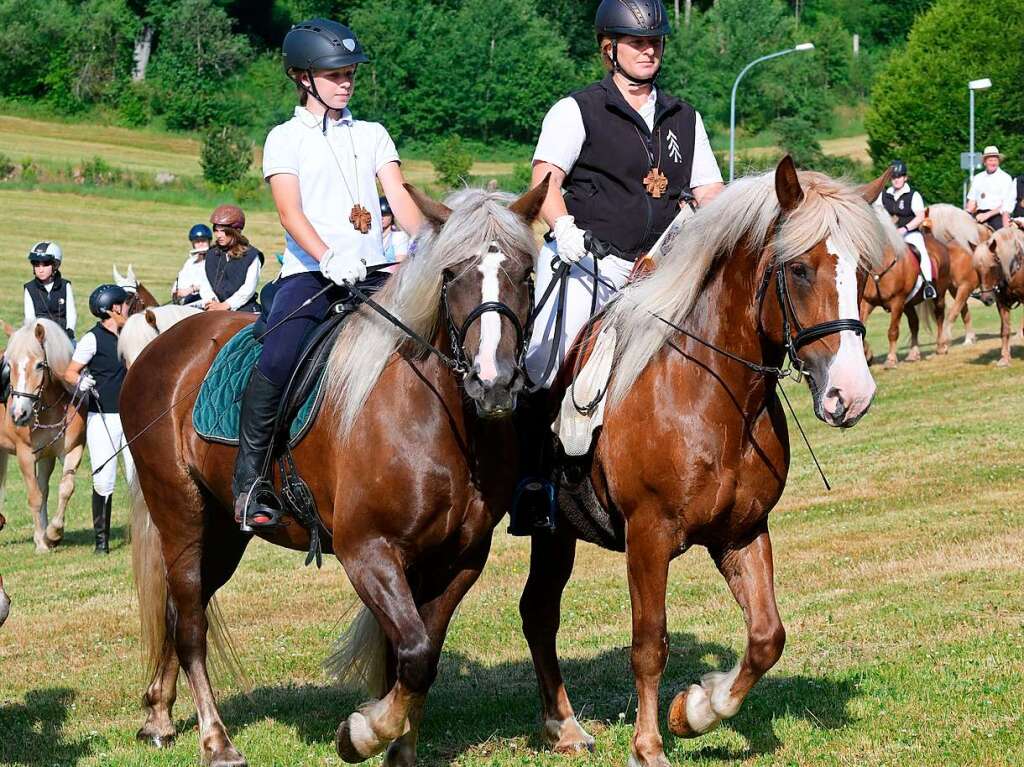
left=256, top=272, right=333, bottom=387
left=976, top=211, right=1006, bottom=231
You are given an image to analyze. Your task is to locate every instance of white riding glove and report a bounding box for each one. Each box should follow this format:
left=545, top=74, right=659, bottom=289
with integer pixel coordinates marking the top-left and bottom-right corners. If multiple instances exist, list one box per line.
left=78, top=373, right=96, bottom=393
left=319, top=248, right=367, bottom=287
left=553, top=215, right=588, bottom=265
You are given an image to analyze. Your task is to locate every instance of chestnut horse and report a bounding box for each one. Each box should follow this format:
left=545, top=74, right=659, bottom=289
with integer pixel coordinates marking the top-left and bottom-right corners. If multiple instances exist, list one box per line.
left=122, top=183, right=547, bottom=767
left=860, top=208, right=952, bottom=367
left=0, top=319, right=86, bottom=552
left=973, top=224, right=1024, bottom=366
left=113, top=264, right=161, bottom=312
left=517, top=159, right=888, bottom=767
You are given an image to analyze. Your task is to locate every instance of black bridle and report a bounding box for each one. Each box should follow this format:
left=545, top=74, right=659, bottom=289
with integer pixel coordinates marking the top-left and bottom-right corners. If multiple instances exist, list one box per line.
left=9, top=345, right=70, bottom=430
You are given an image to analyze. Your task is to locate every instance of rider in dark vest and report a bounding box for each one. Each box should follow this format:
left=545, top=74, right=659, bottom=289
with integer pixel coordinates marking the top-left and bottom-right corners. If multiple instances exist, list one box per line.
left=878, top=160, right=936, bottom=300
left=201, top=205, right=263, bottom=313
left=63, top=284, right=134, bottom=554
left=1013, top=174, right=1024, bottom=220
left=513, top=0, right=724, bottom=534
left=23, top=241, right=76, bottom=340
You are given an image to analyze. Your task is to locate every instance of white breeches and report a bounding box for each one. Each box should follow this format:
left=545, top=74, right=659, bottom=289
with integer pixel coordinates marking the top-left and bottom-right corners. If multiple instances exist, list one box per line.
left=87, top=412, right=135, bottom=497
left=904, top=231, right=933, bottom=281
left=525, top=241, right=634, bottom=389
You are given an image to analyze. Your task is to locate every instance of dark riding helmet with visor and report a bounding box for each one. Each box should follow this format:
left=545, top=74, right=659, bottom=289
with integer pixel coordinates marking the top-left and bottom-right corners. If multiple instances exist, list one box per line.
left=89, top=284, right=129, bottom=319
left=890, top=159, right=908, bottom=179
left=189, top=223, right=212, bottom=243
left=595, top=0, right=672, bottom=86
left=283, top=19, right=369, bottom=133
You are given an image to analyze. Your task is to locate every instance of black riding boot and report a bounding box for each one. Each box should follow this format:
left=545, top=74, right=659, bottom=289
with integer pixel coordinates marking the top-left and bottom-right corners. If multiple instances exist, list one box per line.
left=232, top=369, right=286, bottom=531
left=508, top=392, right=558, bottom=536
left=92, top=491, right=109, bottom=554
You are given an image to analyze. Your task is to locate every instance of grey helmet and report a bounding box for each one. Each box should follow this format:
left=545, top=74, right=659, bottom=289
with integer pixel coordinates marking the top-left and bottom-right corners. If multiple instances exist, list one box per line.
left=595, top=0, right=672, bottom=37
left=28, top=241, right=63, bottom=266
left=283, top=19, right=369, bottom=74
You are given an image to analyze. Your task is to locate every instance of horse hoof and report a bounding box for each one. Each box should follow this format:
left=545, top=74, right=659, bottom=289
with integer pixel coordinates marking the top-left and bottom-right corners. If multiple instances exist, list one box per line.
left=884, top=359, right=897, bottom=370
left=542, top=717, right=595, bottom=754
left=668, top=690, right=697, bottom=738
left=336, top=712, right=383, bottom=763
left=627, top=753, right=672, bottom=767
left=207, top=747, right=247, bottom=767
left=964, top=335, right=977, bottom=346
left=136, top=728, right=176, bottom=748
left=45, top=524, right=64, bottom=545
left=996, top=358, right=1011, bottom=368
left=34, top=543, right=52, bottom=555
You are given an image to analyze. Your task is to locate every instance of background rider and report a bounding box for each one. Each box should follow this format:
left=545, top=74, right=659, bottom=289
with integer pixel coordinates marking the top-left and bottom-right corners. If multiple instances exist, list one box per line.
left=24, top=241, right=76, bottom=340
left=876, top=160, right=937, bottom=299
left=966, top=146, right=1014, bottom=231
left=200, top=204, right=263, bottom=313
left=173, top=224, right=212, bottom=305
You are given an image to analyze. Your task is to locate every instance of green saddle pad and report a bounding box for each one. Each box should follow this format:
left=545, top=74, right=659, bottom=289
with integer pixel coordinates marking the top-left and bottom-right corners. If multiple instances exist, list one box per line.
left=193, top=325, right=325, bottom=447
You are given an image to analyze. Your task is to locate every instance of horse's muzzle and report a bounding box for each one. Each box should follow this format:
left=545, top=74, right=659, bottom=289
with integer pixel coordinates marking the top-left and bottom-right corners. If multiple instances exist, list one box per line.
left=464, top=371, right=520, bottom=419
left=8, top=397, right=34, bottom=428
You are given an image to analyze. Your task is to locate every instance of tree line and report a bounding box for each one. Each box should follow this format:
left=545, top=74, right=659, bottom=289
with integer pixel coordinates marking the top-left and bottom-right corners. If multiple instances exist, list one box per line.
left=1, top=0, right=934, bottom=154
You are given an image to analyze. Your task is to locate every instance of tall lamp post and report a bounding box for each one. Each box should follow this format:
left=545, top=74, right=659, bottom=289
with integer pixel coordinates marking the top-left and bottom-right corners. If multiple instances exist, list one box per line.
left=729, top=43, right=815, bottom=183
left=966, top=78, right=992, bottom=205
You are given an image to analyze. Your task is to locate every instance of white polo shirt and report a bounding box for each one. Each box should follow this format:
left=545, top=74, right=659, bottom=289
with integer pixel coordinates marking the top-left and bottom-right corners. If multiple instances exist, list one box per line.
left=263, top=106, right=400, bottom=278
left=533, top=91, right=722, bottom=189
left=967, top=167, right=1015, bottom=213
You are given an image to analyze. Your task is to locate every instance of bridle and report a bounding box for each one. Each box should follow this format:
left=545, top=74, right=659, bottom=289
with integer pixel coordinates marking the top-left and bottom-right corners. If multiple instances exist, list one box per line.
left=8, top=345, right=69, bottom=429
left=868, top=252, right=900, bottom=285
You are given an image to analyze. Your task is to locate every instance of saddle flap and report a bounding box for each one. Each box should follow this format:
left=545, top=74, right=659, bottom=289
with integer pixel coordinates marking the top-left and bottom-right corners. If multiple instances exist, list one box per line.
left=554, top=326, right=617, bottom=457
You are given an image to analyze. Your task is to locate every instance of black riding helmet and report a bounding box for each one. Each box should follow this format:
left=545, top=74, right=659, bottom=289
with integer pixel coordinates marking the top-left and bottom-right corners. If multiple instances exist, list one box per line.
left=284, top=19, right=369, bottom=133
left=596, top=0, right=672, bottom=86
left=379, top=196, right=393, bottom=219
left=89, top=284, right=129, bottom=319
left=890, top=159, right=908, bottom=178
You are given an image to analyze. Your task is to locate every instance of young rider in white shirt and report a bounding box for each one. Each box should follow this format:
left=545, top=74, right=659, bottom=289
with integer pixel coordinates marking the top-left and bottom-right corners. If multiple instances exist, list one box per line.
left=173, top=224, right=212, bottom=305
left=877, top=160, right=937, bottom=299
left=233, top=18, right=422, bottom=529
left=967, top=146, right=1014, bottom=231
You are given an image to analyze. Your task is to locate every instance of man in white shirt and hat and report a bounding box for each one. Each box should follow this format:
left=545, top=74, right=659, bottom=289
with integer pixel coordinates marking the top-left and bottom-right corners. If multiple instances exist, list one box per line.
left=966, top=146, right=1014, bottom=231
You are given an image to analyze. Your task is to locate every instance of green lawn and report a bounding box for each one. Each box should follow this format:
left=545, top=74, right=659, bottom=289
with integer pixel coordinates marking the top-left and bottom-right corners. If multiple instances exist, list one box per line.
left=1, top=247, right=1022, bottom=767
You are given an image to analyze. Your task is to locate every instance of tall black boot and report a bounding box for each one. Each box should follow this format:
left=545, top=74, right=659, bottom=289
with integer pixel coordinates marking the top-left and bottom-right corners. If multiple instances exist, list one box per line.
left=508, top=391, right=558, bottom=536
left=102, top=494, right=113, bottom=551
left=233, top=369, right=286, bottom=530
left=92, top=491, right=109, bottom=554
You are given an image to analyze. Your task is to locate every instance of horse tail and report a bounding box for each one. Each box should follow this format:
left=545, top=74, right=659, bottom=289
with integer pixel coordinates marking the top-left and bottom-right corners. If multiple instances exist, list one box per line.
left=324, top=605, right=388, bottom=698
left=130, top=476, right=168, bottom=678
left=914, top=300, right=935, bottom=332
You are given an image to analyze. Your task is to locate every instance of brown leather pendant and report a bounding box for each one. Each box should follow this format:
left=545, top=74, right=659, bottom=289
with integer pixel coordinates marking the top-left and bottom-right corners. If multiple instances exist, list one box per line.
left=349, top=204, right=372, bottom=233
left=643, top=167, right=669, bottom=198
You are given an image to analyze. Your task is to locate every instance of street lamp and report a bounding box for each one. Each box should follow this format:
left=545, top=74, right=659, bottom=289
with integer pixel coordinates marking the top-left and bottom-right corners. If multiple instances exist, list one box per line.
left=964, top=78, right=992, bottom=205
left=729, top=43, right=815, bottom=183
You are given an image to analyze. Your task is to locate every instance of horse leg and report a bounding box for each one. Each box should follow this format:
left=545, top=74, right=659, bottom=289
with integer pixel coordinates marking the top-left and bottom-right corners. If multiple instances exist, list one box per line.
left=625, top=519, right=673, bottom=767
left=962, top=303, right=976, bottom=345
left=997, top=303, right=1012, bottom=367
left=17, top=446, right=48, bottom=552
left=382, top=539, right=494, bottom=767
left=520, top=528, right=594, bottom=754
left=137, top=602, right=180, bottom=748
left=906, top=306, right=922, bottom=362
left=47, top=443, right=83, bottom=545
left=885, top=300, right=904, bottom=368
left=859, top=301, right=875, bottom=363
left=668, top=527, right=785, bottom=738
left=335, top=543, right=439, bottom=763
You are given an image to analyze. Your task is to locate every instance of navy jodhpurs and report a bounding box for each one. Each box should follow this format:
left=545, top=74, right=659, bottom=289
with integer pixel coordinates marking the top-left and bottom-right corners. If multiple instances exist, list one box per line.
left=256, top=272, right=334, bottom=387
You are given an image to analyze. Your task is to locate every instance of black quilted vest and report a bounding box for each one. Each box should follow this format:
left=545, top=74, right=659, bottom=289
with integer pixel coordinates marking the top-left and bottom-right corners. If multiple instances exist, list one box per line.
left=24, top=273, right=70, bottom=328
left=86, top=323, right=125, bottom=414
left=1014, top=175, right=1024, bottom=219
left=566, top=75, right=696, bottom=260
left=204, top=246, right=262, bottom=306
left=882, top=188, right=918, bottom=229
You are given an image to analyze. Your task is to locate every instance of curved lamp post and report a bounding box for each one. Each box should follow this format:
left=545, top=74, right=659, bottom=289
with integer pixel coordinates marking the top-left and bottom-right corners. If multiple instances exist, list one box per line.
left=729, top=43, right=815, bottom=183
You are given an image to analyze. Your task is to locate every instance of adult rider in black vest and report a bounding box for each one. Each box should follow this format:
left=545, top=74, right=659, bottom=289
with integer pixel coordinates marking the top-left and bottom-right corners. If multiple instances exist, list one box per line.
left=201, top=204, right=264, bottom=313
left=1013, top=171, right=1024, bottom=223
left=23, top=241, right=76, bottom=340
left=877, top=160, right=937, bottom=300
left=64, top=285, right=135, bottom=554
left=512, top=0, right=724, bottom=534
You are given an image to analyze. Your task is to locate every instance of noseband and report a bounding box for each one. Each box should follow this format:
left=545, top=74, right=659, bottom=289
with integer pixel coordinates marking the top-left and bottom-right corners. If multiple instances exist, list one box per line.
left=9, top=345, right=66, bottom=425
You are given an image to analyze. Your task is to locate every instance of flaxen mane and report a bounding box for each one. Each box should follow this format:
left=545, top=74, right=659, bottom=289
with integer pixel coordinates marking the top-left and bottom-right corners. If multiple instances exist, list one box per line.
left=6, top=319, right=73, bottom=387
left=926, top=203, right=985, bottom=252
left=603, top=170, right=885, bottom=405
left=325, top=189, right=537, bottom=435
left=977, top=226, right=1024, bottom=279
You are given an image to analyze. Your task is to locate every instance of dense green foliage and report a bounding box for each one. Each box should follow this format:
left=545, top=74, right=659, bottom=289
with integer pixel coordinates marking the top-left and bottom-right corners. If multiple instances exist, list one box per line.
left=0, top=0, right=935, bottom=151
left=866, top=0, right=1024, bottom=202
left=200, top=124, right=253, bottom=186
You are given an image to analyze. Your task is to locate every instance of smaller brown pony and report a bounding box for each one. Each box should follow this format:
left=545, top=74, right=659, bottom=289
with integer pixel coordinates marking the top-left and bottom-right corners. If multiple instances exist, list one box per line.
left=0, top=319, right=86, bottom=552
left=860, top=209, right=952, bottom=367
left=973, top=223, right=1024, bottom=366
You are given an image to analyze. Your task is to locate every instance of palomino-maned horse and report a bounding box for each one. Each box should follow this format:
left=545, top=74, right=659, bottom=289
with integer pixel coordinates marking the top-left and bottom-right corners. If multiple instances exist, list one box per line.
left=973, top=223, right=1024, bottom=366
left=921, top=203, right=992, bottom=348
left=860, top=207, right=952, bottom=367
left=118, top=305, right=203, bottom=368
left=122, top=183, right=548, bottom=767
left=0, top=319, right=86, bottom=552
left=517, top=158, right=887, bottom=767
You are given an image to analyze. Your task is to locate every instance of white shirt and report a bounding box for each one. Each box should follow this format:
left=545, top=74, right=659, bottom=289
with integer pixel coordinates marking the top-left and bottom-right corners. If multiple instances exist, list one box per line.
left=263, top=106, right=400, bottom=278
left=71, top=330, right=98, bottom=366
left=198, top=257, right=260, bottom=310
left=174, top=253, right=210, bottom=298
left=382, top=227, right=410, bottom=263
left=533, top=91, right=723, bottom=189
left=968, top=168, right=1015, bottom=213
left=23, top=280, right=77, bottom=334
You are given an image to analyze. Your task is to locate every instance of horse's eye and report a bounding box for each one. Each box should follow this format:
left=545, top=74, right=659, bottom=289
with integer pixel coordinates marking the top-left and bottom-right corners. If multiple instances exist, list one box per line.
left=790, top=263, right=812, bottom=282
left=35, top=362, right=44, bottom=370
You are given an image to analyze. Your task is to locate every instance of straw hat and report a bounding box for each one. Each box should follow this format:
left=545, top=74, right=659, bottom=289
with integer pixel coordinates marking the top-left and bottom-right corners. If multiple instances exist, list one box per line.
left=982, top=145, right=1003, bottom=160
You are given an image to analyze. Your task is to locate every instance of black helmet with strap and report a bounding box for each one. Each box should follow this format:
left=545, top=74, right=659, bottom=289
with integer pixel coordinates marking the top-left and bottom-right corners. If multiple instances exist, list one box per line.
left=595, top=0, right=672, bottom=86
left=89, top=284, right=129, bottom=319
left=890, top=159, right=908, bottom=178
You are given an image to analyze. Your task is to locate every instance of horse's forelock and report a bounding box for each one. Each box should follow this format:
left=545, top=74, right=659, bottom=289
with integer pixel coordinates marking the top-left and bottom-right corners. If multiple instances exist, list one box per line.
left=6, top=318, right=73, bottom=380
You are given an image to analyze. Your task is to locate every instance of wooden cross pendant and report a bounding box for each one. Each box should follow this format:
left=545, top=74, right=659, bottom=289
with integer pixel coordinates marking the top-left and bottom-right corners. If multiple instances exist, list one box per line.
left=643, top=168, right=669, bottom=198
left=349, top=204, right=372, bottom=234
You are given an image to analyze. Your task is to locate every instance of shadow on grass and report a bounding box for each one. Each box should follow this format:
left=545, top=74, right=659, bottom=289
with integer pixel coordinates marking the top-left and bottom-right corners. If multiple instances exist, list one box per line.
left=0, top=687, right=93, bottom=765
left=967, top=345, right=1020, bottom=365
left=181, top=632, right=859, bottom=766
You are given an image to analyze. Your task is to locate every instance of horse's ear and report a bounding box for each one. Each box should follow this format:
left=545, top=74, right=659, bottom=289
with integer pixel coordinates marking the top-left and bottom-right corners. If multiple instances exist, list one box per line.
left=127, top=264, right=137, bottom=282
left=509, top=173, right=550, bottom=224
left=113, top=264, right=124, bottom=284
left=144, top=309, right=158, bottom=330
left=403, top=184, right=451, bottom=228
left=34, top=322, right=45, bottom=344
left=989, top=239, right=998, bottom=253
left=858, top=167, right=892, bottom=206
left=3, top=322, right=13, bottom=337
left=774, top=155, right=804, bottom=212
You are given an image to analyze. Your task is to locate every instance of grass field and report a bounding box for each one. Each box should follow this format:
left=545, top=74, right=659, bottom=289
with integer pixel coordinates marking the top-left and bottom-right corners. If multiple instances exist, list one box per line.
left=0, top=210, right=1022, bottom=767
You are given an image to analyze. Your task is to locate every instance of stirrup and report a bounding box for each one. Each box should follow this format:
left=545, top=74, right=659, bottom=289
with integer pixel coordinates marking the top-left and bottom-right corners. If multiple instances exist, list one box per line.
left=236, top=479, right=287, bottom=532
left=509, top=478, right=557, bottom=536
left=923, top=282, right=937, bottom=300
